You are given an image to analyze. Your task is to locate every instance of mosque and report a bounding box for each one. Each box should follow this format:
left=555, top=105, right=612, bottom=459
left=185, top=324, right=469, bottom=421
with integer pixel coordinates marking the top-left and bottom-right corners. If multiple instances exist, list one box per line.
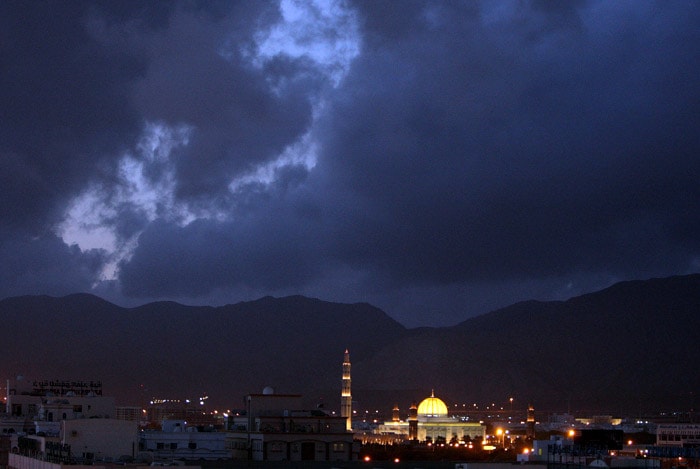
left=340, top=351, right=484, bottom=444
left=374, top=391, right=485, bottom=443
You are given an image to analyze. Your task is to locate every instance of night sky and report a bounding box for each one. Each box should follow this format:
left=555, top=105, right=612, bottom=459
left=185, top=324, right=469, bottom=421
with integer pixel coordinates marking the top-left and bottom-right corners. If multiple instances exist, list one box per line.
left=2, top=1, right=699, bottom=327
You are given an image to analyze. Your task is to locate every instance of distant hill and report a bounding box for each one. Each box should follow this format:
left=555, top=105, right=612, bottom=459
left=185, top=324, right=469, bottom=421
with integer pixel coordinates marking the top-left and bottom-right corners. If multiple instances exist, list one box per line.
left=1, top=274, right=698, bottom=415
left=0, top=294, right=407, bottom=409
left=355, top=274, right=700, bottom=414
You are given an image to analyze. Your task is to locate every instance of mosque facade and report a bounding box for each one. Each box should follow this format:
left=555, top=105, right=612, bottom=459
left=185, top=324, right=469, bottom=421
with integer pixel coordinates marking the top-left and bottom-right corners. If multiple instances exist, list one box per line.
left=375, top=391, right=485, bottom=443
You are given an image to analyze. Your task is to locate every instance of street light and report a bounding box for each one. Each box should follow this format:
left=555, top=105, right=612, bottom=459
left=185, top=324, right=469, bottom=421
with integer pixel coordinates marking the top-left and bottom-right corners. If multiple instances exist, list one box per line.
left=496, top=428, right=504, bottom=446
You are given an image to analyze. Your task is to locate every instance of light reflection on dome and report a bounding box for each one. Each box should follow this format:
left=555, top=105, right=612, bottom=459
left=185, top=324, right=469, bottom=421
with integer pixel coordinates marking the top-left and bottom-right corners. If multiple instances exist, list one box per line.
left=416, top=390, right=448, bottom=417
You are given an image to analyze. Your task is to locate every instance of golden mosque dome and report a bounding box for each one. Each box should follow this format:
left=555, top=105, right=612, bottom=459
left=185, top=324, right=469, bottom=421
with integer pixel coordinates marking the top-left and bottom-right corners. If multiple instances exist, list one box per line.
left=417, top=390, right=448, bottom=417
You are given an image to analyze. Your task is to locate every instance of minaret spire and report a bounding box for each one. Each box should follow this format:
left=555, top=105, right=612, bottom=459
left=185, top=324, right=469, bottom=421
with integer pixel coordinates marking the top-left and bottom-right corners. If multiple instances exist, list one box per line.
left=341, top=349, right=352, bottom=431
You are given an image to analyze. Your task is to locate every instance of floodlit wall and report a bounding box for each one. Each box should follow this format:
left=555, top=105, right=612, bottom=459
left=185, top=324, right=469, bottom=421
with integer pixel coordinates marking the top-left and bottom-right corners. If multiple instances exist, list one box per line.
left=61, top=419, right=137, bottom=460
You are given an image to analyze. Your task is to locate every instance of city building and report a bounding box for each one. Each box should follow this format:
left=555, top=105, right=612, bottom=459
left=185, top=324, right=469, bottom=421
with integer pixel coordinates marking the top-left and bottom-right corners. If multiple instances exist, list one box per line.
left=145, top=399, right=216, bottom=428
left=517, top=436, right=571, bottom=463
left=60, top=418, right=138, bottom=461
left=140, top=419, right=229, bottom=461
left=518, top=432, right=661, bottom=469
left=1, top=377, right=139, bottom=464
left=115, top=406, right=143, bottom=423
left=576, top=415, right=623, bottom=427
left=15, top=418, right=137, bottom=463
left=2, top=376, right=115, bottom=436
left=656, top=424, right=700, bottom=446
left=225, top=389, right=357, bottom=462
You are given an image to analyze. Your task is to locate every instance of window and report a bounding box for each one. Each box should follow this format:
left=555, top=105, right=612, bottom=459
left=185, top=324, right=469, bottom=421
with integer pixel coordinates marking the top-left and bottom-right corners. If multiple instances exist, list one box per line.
left=156, top=443, right=165, bottom=450
left=170, top=443, right=177, bottom=450
left=333, top=443, right=345, bottom=452
left=269, top=442, right=283, bottom=452
left=188, top=443, right=196, bottom=449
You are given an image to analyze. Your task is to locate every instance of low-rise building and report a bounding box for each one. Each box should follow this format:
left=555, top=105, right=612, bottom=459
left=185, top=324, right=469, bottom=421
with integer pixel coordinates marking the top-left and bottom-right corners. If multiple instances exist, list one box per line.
left=2, top=377, right=134, bottom=463
left=16, top=418, right=137, bottom=463
left=225, top=390, right=358, bottom=462
left=4, top=377, right=114, bottom=425
left=140, top=420, right=229, bottom=461
left=656, top=423, right=700, bottom=447
left=116, top=406, right=143, bottom=423
left=62, top=418, right=137, bottom=461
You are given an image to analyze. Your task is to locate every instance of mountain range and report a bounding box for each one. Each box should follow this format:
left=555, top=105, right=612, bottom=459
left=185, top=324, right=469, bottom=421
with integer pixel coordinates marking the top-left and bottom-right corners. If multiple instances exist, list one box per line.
left=1, top=274, right=698, bottom=416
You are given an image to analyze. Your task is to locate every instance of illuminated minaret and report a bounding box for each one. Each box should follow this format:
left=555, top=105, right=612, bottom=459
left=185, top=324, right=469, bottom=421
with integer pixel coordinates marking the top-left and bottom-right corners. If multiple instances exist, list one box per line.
left=408, top=401, right=418, bottom=440
left=526, top=403, right=535, bottom=439
left=341, top=349, right=352, bottom=431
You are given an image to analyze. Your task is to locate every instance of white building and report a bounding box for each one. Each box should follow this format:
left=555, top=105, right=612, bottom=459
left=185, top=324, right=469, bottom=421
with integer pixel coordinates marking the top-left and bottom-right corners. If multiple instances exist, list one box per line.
left=2, top=377, right=115, bottom=437
left=656, top=424, right=700, bottom=447
left=140, top=420, right=229, bottom=461
left=5, top=378, right=114, bottom=418
left=15, top=419, right=137, bottom=463
left=2, top=377, right=132, bottom=463
left=517, top=436, right=572, bottom=463
left=61, top=418, right=138, bottom=461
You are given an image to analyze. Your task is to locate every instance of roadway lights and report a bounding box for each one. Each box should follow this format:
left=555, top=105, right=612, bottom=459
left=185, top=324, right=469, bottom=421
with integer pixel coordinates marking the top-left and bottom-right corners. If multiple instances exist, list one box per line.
left=496, top=428, right=505, bottom=446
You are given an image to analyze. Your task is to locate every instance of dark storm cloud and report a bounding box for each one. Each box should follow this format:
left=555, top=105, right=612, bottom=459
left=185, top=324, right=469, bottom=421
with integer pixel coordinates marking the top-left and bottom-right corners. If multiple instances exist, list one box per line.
left=2, top=0, right=699, bottom=327
left=129, top=5, right=320, bottom=204
left=0, top=1, right=143, bottom=229
left=0, top=0, right=306, bottom=223
left=120, top=190, right=321, bottom=298
left=0, top=1, right=315, bottom=299
left=0, top=0, right=155, bottom=293
left=0, top=231, right=107, bottom=299
left=314, top=0, right=700, bottom=287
